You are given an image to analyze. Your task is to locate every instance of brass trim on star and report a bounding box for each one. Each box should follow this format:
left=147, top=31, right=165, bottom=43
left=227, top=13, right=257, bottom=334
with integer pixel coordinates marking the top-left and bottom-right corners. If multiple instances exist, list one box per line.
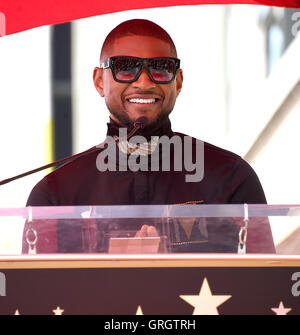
left=1, top=254, right=300, bottom=269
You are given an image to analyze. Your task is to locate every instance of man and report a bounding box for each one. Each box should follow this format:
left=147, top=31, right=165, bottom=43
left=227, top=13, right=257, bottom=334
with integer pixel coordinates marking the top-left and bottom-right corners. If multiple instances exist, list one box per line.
left=24, top=19, right=275, bottom=253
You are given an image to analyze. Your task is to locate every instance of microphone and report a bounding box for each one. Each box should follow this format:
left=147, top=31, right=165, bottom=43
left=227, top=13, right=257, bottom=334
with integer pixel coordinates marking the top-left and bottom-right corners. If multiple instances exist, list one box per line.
left=0, top=117, right=147, bottom=186
left=127, top=116, right=148, bottom=139
left=134, top=116, right=148, bottom=128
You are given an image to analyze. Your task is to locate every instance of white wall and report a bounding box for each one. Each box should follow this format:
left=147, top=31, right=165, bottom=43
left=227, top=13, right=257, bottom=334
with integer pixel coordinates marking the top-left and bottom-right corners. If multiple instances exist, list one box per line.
left=0, top=26, right=51, bottom=208
left=0, top=26, right=51, bottom=253
left=245, top=35, right=300, bottom=205
left=225, top=5, right=267, bottom=154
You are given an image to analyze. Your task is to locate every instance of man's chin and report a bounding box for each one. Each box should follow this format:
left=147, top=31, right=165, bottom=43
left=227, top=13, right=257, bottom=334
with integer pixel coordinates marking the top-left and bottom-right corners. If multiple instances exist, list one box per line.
left=109, top=112, right=131, bottom=128
left=110, top=109, right=172, bottom=129
left=141, top=113, right=171, bottom=131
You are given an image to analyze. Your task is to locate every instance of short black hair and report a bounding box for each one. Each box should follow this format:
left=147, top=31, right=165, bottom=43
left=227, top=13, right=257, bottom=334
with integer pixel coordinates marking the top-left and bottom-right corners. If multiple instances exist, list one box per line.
left=100, top=19, right=177, bottom=61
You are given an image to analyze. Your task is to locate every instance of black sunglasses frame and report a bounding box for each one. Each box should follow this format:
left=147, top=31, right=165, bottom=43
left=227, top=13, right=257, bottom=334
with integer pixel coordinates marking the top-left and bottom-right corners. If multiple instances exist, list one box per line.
left=100, top=56, right=181, bottom=84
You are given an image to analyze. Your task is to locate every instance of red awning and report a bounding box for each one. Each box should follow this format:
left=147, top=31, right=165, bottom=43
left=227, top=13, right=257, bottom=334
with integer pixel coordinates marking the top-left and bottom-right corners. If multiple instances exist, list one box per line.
left=1, top=0, right=299, bottom=36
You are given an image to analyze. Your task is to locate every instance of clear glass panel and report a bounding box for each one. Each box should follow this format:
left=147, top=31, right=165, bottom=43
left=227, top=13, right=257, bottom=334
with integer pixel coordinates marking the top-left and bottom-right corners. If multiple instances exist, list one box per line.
left=1, top=205, right=300, bottom=255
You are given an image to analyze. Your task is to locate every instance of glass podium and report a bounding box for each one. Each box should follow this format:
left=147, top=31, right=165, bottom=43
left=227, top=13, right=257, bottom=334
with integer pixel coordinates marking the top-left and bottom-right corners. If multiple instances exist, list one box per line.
left=0, top=204, right=299, bottom=315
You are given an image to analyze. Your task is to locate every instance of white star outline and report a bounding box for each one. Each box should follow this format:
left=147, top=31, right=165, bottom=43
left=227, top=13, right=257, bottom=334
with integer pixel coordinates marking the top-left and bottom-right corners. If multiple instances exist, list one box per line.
left=180, top=277, right=232, bottom=315
left=136, top=305, right=144, bottom=315
left=52, top=306, right=64, bottom=315
left=271, top=301, right=292, bottom=315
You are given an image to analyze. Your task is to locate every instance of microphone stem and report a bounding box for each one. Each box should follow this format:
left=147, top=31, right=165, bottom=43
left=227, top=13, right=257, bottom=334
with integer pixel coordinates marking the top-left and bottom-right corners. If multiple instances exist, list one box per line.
left=0, top=146, right=100, bottom=186
left=0, top=121, right=144, bottom=186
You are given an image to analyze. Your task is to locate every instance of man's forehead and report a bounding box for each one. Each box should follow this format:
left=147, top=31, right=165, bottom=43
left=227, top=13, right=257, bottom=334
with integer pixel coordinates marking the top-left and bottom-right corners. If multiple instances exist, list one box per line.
left=104, top=35, right=173, bottom=59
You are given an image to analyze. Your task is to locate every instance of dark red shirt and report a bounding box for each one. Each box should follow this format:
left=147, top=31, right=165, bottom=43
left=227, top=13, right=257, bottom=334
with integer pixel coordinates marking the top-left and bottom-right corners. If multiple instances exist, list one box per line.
left=24, top=123, right=275, bottom=254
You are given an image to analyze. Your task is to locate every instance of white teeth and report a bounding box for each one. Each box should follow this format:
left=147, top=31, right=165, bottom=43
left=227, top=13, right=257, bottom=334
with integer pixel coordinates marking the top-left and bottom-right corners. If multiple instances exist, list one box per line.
left=128, top=98, right=156, bottom=104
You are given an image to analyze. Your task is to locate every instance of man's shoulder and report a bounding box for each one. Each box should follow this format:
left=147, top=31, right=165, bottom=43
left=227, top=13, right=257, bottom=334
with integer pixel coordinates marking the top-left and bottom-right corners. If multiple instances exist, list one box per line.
left=174, top=132, right=242, bottom=161
left=38, top=147, right=100, bottom=183
left=172, top=132, right=266, bottom=203
left=173, top=131, right=257, bottom=181
left=26, top=148, right=101, bottom=206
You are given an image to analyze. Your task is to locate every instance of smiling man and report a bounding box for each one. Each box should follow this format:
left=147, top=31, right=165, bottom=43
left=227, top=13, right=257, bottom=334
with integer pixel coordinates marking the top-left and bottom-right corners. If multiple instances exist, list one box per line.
left=25, top=19, right=275, bottom=253
left=93, top=20, right=183, bottom=143
left=94, top=34, right=182, bottom=128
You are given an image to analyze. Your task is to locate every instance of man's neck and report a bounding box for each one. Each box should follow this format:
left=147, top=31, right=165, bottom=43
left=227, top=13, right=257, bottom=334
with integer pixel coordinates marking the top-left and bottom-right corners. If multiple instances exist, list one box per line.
left=107, top=116, right=173, bottom=141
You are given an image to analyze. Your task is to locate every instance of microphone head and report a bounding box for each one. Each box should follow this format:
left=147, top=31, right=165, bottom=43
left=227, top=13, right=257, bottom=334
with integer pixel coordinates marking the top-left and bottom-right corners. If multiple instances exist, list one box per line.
left=134, top=116, right=148, bottom=128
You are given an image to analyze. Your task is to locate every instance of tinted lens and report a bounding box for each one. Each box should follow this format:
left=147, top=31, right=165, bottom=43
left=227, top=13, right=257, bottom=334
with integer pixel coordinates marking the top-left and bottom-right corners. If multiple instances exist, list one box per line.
left=114, top=58, right=142, bottom=82
left=148, top=59, right=176, bottom=82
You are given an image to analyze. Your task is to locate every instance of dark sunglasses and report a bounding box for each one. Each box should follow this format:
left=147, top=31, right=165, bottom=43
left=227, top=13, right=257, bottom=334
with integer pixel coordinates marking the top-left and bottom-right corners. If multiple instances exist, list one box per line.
left=100, top=56, right=180, bottom=84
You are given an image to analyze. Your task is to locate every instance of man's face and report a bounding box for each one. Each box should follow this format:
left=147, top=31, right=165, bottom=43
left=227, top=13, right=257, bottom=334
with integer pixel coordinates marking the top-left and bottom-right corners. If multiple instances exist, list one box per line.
left=93, top=35, right=183, bottom=127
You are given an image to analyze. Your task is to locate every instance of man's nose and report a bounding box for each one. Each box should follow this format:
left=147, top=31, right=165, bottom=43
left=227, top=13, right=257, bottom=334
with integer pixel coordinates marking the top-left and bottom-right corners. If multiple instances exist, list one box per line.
left=132, top=66, right=156, bottom=89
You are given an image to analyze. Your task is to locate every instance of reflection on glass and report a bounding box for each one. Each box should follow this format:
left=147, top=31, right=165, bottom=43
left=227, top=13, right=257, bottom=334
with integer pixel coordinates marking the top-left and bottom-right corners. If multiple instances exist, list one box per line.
left=2, top=205, right=300, bottom=255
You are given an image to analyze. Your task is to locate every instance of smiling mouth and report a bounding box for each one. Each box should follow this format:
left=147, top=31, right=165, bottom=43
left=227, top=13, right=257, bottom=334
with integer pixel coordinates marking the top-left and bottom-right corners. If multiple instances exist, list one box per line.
left=127, top=98, right=159, bottom=104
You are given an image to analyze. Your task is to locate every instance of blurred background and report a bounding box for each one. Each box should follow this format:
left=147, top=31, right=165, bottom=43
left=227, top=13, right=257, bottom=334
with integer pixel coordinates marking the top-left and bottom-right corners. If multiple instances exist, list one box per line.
left=0, top=5, right=300, bottom=251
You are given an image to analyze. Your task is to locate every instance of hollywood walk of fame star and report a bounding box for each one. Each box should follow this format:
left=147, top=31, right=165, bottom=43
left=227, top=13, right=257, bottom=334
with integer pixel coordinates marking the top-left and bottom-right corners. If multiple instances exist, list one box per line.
left=180, top=277, right=232, bottom=315
left=52, top=306, right=64, bottom=315
left=271, top=301, right=292, bottom=315
left=136, top=305, right=144, bottom=315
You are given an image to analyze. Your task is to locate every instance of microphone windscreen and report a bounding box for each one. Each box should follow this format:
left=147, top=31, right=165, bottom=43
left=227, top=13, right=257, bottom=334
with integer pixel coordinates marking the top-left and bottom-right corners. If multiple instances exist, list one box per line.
left=134, top=116, right=148, bottom=128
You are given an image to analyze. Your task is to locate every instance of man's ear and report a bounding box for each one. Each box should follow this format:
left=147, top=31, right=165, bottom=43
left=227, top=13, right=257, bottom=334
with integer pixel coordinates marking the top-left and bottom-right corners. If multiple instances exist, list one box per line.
left=93, top=67, right=104, bottom=97
left=176, top=69, right=183, bottom=97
